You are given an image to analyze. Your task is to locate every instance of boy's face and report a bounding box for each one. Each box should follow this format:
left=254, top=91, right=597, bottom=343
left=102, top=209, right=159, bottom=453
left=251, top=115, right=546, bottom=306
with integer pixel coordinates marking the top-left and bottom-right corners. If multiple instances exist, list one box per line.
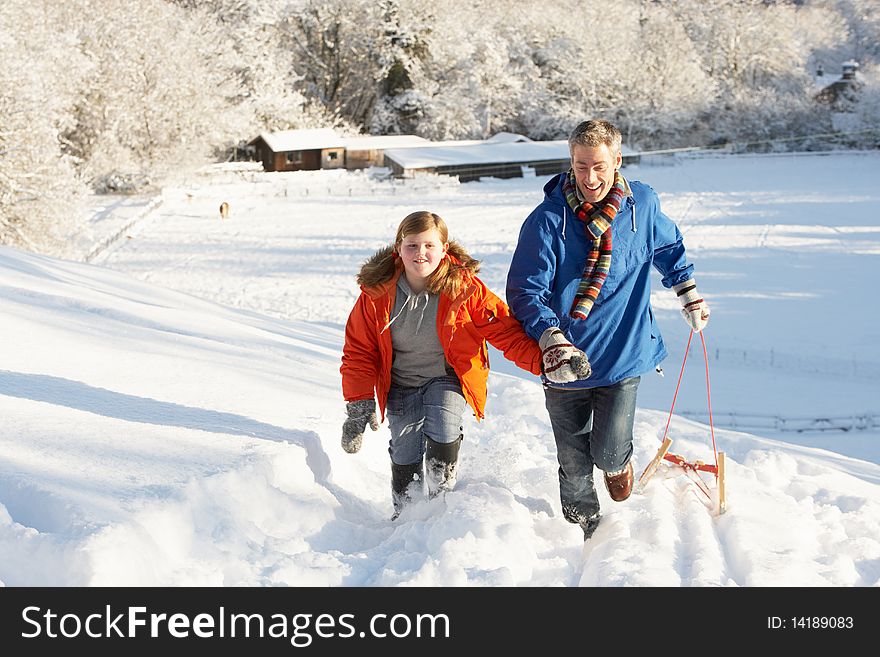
left=397, top=228, right=448, bottom=287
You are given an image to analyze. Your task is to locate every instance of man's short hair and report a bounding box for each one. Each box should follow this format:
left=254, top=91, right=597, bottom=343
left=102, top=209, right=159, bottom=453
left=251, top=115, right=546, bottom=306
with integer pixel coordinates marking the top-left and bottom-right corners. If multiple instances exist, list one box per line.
left=568, top=120, right=622, bottom=154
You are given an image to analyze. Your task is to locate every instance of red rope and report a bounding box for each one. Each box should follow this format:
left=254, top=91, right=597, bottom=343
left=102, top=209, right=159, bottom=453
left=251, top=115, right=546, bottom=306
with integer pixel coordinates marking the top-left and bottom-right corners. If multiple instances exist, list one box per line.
left=699, top=331, right=719, bottom=470
left=660, top=330, right=693, bottom=445
left=660, top=330, right=719, bottom=474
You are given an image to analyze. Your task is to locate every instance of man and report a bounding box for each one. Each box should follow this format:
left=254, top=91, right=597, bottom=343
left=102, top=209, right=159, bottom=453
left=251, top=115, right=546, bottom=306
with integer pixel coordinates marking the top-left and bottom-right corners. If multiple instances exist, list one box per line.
left=506, top=119, right=710, bottom=540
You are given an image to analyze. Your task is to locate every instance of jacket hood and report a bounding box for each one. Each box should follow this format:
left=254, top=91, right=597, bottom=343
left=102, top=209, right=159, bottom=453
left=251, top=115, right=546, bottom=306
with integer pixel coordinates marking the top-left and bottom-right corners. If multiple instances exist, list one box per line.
left=543, top=172, right=566, bottom=200
left=357, top=240, right=480, bottom=292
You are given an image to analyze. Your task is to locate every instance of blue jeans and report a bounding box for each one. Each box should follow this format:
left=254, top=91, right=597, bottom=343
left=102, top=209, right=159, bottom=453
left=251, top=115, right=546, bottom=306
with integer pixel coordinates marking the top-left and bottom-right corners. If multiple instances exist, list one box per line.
left=543, top=376, right=639, bottom=524
left=386, top=375, right=467, bottom=466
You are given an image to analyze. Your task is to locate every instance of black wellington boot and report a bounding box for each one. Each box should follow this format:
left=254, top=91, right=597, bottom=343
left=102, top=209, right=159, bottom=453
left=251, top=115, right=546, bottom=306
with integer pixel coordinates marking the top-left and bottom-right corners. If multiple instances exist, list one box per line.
left=580, top=512, right=602, bottom=540
left=391, top=460, right=423, bottom=520
left=425, top=435, right=462, bottom=499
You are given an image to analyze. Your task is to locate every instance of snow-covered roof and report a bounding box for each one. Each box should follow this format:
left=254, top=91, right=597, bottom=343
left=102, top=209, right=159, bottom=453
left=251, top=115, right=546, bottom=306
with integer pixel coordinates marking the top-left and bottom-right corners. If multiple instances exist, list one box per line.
left=420, top=139, right=486, bottom=147
left=385, top=139, right=640, bottom=169
left=485, top=132, right=532, bottom=143
left=814, top=61, right=861, bottom=93
left=341, top=135, right=431, bottom=151
left=254, top=129, right=345, bottom=152
left=385, top=140, right=571, bottom=169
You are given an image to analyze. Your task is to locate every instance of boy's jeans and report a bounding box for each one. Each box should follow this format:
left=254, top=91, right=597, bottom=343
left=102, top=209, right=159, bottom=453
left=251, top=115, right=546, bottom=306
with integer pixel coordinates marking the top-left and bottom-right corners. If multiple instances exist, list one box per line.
left=387, top=375, right=466, bottom=466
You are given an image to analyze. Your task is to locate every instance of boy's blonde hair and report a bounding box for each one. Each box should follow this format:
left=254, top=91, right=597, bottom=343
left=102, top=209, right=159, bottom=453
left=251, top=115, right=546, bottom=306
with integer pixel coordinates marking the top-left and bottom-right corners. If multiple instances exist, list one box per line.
left=357, top=211, right=479, bottom=296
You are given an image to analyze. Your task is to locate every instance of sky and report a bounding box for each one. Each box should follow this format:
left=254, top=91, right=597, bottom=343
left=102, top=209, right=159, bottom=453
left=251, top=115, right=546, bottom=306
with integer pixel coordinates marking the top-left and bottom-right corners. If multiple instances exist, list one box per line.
left=1, top=152, right=878, bottom=589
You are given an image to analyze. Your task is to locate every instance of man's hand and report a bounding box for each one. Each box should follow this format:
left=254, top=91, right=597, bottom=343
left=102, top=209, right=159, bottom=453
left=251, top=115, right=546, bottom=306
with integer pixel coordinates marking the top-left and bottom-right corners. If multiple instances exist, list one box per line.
left=674, top=278, right=710, bottom=332
left=539, top=328, right=592, bottom=383
left=341, top=399, right=379, bottom=453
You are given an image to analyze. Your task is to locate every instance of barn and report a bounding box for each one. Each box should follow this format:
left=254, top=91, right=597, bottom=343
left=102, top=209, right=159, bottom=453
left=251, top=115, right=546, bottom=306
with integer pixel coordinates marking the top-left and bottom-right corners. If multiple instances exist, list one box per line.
left=248, top=129, right=346, bottom=172
left=384, top=136, right=640, bottom=181
left=382, top=140, right=567, bottom=181
left=341, top=134, right=430, bottom=169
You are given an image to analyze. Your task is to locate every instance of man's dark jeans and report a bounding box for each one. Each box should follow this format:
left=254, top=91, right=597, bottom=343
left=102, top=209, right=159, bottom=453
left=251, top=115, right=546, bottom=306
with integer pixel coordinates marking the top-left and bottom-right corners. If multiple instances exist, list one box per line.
left=543, top=376, right=640, bottom=524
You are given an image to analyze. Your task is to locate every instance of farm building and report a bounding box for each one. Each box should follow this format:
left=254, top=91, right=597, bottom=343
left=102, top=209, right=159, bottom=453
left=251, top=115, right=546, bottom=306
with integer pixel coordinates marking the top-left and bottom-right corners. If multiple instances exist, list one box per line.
left=247, top=129, right=638, bottom=179
left=248, top=129, right=345, bottom=172
left=383, top=140, right=568, bottom=181
left=383, top=138, right=640, bottom=182
left=814, top=60, right=861, bottom=111
left=813, top=61, right=863, bottom=132
left=341, top=135, right=430, bottom=169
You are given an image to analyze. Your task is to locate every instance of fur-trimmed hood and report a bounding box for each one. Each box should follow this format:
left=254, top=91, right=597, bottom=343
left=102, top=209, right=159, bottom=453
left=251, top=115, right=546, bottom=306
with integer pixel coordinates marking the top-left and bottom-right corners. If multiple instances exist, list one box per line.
left=342, top=239, right=542, bottom=421
left=356, top=240, right=481, bottom=296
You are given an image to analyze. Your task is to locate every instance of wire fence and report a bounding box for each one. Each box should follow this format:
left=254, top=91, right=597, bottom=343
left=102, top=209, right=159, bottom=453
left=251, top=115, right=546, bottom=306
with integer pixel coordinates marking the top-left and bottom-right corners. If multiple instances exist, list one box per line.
left=83, top=197, right=163, bottom=263
left=666, top=340, right=880, bottom=434
left=279, top=175, right=460, bottom=198
left=692, top=344, right=880, bottom=381
left=185, top=167, right=461, bottom=198
left=637, top=128, right=880, bottom=158
left=677, top=410, right=879, bottom=434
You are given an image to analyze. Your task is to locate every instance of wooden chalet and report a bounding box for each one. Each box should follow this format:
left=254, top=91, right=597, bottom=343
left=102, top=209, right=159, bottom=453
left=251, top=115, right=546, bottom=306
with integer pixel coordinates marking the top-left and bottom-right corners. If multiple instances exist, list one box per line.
left=248, top=129, right=345, bottom=172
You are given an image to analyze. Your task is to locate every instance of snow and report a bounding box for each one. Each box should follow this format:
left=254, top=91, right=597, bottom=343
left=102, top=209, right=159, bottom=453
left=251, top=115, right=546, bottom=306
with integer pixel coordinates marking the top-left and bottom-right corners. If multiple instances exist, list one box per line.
left=251, top=128, right=345, bottom=152
left=1, top=152, right=879, bottom=589
left=341, top=134, right=431, bottom=150
left=484, top=132, right=533, bottom=143
left=384, top=139, right=570, bottom=169
left=384, top=138, right=639, bottom=170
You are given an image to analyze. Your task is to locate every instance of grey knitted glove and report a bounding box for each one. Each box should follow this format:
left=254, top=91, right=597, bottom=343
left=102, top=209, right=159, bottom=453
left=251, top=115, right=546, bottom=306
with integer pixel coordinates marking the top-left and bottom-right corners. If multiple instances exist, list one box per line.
left=341, top=399, right=379, bottom=454
left=539, top=328, right=592, bottom=383
left=673, top=278, right=710, bottom=332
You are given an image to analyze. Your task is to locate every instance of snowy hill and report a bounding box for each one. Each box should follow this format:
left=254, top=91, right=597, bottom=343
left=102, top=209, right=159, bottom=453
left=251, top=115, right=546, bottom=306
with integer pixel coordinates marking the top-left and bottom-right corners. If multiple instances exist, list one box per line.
left=2, top=157, right=879, bottom=589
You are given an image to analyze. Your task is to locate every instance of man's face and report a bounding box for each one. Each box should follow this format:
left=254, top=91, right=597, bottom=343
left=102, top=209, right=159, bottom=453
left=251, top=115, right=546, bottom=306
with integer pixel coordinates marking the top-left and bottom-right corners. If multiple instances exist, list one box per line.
left=570, top=143, right=622, bottom=204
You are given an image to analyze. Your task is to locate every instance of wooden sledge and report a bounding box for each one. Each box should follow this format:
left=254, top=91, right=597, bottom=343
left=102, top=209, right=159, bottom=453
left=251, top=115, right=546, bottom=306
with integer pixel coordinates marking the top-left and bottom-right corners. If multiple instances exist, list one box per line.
left=637, top=437, right=726, bottom=514
left=636, top=331, right=726, bottom=515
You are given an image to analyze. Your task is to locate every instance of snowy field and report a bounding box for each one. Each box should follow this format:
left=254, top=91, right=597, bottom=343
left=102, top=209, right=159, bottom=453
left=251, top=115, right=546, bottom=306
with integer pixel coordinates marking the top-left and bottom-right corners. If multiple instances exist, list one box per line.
left=1, top=152, right=878, bottom=587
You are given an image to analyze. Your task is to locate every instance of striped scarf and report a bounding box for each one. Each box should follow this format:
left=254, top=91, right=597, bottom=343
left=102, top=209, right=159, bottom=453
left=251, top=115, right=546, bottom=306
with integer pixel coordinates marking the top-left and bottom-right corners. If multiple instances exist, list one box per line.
left=563, top=169, right=626, bottom=320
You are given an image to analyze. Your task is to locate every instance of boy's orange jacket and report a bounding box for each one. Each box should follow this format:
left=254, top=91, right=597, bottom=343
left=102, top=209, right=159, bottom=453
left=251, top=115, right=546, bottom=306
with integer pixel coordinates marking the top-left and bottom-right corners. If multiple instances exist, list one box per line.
left=341, top=247, right=541, bottom=421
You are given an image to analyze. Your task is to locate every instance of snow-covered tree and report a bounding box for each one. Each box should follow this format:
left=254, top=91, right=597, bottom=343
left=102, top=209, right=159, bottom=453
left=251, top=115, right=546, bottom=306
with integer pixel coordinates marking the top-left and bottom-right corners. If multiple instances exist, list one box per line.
left=403, top=0, right=550, bottom=140
left=851, top=61, right=880, bottom=143
left=828, top=0, right=880, bottom=62
left=369, top=0, right=432, bottom=135
left=61, top=0, right=249, bottom=188
left=279, top=0, right=388, bottom=128
left=0, top=0, right=89, bottom=255
left=667, top=0, right=837, bottom=145
left=610, top=3, right=715, bottom=148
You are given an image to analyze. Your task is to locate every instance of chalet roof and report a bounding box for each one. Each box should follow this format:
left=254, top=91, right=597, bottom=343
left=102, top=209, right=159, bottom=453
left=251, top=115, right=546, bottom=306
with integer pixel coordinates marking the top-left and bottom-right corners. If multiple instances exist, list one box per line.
left=341, top=135, right=430, bottom=150
left=251, top=129, right=345, bottom=152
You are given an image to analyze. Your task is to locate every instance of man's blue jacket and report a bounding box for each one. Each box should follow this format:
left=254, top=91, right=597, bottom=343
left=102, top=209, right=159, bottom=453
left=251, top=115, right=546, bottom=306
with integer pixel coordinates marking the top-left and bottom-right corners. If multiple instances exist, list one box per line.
left=506, top=171, right=695, bottom=389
